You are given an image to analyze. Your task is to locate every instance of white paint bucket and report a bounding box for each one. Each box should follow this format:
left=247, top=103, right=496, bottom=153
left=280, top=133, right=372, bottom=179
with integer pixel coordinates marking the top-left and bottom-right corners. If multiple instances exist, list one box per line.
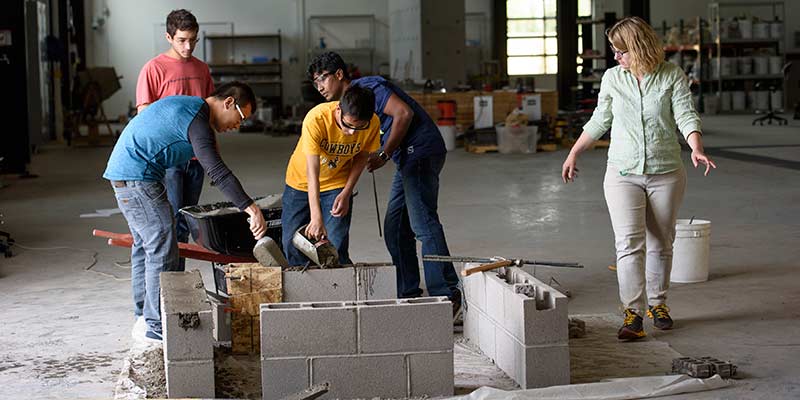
left=732, top=91, right=746, bottom=110
left=738, top=19, right=753, bottom=39
left=769, top=56, right=783, bottom=74
left=753, top=57, right=769, bottom=75
left=771, top=90, right=783, bottom=110
left=671, top=219, right=711, bottom=283
left=720, top=91, right=732, bottom=111
left=437, top=125, right=457, bottom=151
left=755, top=90, right=770, bottom=111
left=738, top=57, right=753, bottom=75
left=770, top=21, right=783, bottom=39
left=753, top=22, right=770, bottom=39
left=721, top=57, right=735, bottom=76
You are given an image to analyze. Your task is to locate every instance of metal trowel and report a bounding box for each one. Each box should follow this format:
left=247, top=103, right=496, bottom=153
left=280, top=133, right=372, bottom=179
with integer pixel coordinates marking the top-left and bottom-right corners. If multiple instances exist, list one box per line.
left=252, top=236, right=289, bottom=268
left=291, top=225, right=340, bottom=268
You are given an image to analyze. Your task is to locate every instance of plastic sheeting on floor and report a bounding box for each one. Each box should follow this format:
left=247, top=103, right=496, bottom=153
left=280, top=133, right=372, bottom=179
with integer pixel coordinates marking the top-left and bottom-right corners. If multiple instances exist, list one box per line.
left=451, top=374, right=732, bottom=400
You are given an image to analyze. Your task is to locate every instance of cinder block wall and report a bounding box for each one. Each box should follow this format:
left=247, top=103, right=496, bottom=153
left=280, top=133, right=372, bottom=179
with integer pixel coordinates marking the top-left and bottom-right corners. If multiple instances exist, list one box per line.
left=462, top=265, right=570, bottom=388
left=160, top=270, right=215, bottom=398
left=260, top=297, right=453, bottom=399
left=282, top=265, right=397, bottom=302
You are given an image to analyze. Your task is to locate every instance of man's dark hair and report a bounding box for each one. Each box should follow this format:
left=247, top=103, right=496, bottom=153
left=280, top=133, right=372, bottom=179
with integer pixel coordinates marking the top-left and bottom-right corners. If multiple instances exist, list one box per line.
left=211, top=81, right=258, bottom=113
left=166, top=9, right=198, bottom=37
left=307, top=51, right=350, bottom=80
left=339, top=86, right=374, bottom=122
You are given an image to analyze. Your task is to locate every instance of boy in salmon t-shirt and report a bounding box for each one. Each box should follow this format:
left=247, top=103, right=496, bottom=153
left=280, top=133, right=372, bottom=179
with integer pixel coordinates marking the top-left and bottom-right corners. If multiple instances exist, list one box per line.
left=135, top=9, right=214, bottom=272
left=131, top=9, right=214, bottom=341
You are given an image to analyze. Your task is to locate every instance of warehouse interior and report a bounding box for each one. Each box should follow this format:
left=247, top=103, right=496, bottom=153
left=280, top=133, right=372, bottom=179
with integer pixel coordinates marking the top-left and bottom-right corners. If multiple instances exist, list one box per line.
left=0, top=0, right=799, bottom=399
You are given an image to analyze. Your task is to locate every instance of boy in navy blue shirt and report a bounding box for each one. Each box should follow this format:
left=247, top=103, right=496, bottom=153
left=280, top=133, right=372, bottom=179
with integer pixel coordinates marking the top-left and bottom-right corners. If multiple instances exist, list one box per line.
left=307, top=52, right=461, bottom=316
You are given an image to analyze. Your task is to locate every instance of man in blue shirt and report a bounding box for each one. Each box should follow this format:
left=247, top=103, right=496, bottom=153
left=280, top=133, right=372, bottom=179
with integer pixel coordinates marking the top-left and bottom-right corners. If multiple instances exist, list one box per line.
left=307, top=52, right=461, bottom=315
left=103, top=82, right=266, bottom=342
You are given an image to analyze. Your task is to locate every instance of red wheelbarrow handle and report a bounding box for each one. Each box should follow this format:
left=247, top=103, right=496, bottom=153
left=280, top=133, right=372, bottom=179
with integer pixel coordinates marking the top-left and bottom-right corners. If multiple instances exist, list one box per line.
left=92, top=229, right=256, bottom=264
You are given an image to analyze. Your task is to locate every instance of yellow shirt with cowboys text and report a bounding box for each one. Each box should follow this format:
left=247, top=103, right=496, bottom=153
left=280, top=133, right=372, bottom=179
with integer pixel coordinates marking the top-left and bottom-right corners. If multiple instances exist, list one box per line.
left=285, top=101, right=380, bottom=192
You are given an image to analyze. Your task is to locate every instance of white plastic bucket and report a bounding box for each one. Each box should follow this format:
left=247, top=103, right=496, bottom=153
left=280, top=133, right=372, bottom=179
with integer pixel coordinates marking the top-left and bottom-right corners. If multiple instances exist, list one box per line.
left=755, top=91, right=770, bottom=111
left=753, top=22, right=770, bottom=39
left=771, top=90, right=783, bottom=110
left=769, top=56, right=783, bottom=74
left=738, top=57, right=753, bottom=75
left=495, top=124, right=538, bottom=154
left=720, top=91, right=732, bottom=111
left=753, top=57, right=769, bottom=75
left=732, top=91, right=746, bottom=110
left=770, top=21, right=783, bottom=39
left=437, top=125, right=457, bottom=151
left=671, top=219, right=711, bottom=283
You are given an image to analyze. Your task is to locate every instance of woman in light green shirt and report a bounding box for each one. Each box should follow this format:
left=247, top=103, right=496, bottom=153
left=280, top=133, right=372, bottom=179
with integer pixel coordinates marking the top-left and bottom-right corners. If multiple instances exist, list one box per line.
left=561, top=16, right=717, bottom=341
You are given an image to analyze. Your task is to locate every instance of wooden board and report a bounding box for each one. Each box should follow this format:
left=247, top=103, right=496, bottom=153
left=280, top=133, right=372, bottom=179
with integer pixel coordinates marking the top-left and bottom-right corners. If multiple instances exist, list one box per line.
left=225, top=263, right=282, bottom=354
left=465, top=143, right=498, bottom=154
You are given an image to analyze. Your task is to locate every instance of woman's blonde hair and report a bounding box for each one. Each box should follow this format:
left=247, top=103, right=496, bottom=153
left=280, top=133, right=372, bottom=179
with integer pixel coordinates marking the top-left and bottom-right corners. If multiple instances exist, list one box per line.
left=606, top=16, right=664, bottom=76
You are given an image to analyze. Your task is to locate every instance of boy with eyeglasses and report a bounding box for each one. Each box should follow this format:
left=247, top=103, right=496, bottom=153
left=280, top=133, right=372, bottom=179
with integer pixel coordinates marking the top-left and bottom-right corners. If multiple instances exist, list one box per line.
left=281, top=85, right=380, bottom=266
left=104, top=82, right=266, bottom=343
left=136, top=9, right=215, bottom=274
left=307, top=52, right=461, bottom=316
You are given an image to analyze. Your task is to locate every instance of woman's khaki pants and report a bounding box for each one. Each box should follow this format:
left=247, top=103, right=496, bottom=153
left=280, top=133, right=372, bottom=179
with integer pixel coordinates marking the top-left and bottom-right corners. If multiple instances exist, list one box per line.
left=603, top=166, right=686, bottom=314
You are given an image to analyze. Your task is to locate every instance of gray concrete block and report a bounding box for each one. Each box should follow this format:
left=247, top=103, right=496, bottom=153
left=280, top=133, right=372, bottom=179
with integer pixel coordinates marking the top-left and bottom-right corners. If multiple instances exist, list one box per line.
left=209, top=296, right=231, bottom=343
left=358, top=297, right=452, bottom=354
left=494, top=325, right=518, bottom=382
left=165, top=359, right=215, bottom=398
left=282, top=268, right=357, bottom=302
left=160, top=271, right=214, bottom=362
left=312, top=355, right=407, bottom=399
left=408, top=352, right=454, bottom=397
left=484, top=273, right=507, bottom=325
left=520, top=344, right=571, bottom=388
left=477, top=310, right=496, bottom=360
left=463, top=301, right=481, bottom=347
left=504, top=283, right=568, bottom=346
left=260, top=302, right=357, bottom=358
left=163, top=308, right=214, bottom=361
left=261, top=358, right=309, bottom=400
left=356, top=265, right=397, bottom=301
left=462, top=264, right=486, bottom=311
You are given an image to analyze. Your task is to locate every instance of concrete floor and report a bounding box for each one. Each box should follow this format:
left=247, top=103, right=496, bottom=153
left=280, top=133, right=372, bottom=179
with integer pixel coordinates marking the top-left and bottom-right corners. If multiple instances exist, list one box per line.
left=0, top=113, right=798, bottom=399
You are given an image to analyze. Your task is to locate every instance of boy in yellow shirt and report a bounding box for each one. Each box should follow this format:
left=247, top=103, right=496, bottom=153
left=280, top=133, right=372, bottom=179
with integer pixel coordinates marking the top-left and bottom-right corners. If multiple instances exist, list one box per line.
left=282, top=85, right=381, bottom=266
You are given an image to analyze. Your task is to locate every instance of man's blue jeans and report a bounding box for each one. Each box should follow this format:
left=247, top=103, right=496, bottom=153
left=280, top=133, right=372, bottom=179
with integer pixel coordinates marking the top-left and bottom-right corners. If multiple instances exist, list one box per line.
left=164, top=159, right=204, bottom=271
left=112, top=180, right=180, bottom=335
left=280, top=185, right=353, bottom=266
left=385, top=154, right=459, bottom=298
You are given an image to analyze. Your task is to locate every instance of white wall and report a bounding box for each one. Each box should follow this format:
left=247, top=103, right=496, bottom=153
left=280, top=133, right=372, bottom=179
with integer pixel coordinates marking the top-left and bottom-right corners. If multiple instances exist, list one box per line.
left=86, top=0, right=492, bottom=117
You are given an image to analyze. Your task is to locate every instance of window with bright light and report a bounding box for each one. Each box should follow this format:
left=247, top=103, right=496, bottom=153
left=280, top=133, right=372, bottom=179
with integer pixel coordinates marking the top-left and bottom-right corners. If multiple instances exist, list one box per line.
left=576, top=0, right=592, bottom=74
left=507, top=0, right=593, bottom=76
left=506, top=0, right=557, bottom=75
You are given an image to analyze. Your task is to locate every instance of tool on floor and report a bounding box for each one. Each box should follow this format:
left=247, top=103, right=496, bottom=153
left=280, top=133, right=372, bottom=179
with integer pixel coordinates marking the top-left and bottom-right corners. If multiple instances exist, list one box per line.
left=291, top=224, right=340, bottom=268
left=252, top=236, right=289, bottom=268
left=370, top=171, right=382, bottom=237
left=672, top=357, right=737, bottom=379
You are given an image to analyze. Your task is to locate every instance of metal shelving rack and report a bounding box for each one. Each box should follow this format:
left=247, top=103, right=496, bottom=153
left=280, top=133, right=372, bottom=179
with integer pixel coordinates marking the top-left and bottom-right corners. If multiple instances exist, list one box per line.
left=575, top=13, right=617, bottom=112
left=305, top=15, right=376, bottom=75
left=202, top=32, right=283, bottom=119
left=661, top=17, right=711, bottom=112
left=708, top=1, right=785, bottom=113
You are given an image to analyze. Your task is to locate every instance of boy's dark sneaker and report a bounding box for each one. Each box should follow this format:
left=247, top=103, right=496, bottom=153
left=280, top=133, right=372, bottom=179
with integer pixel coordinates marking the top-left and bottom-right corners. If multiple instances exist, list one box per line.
left=647, top=304, right=674, bottom=330
left=618, top=309, right=646, bottom=341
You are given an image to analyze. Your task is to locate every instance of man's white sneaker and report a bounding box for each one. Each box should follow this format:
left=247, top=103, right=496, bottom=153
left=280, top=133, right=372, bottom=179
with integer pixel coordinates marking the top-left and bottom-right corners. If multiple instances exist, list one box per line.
left=131, top=316, right=146, bottom=340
